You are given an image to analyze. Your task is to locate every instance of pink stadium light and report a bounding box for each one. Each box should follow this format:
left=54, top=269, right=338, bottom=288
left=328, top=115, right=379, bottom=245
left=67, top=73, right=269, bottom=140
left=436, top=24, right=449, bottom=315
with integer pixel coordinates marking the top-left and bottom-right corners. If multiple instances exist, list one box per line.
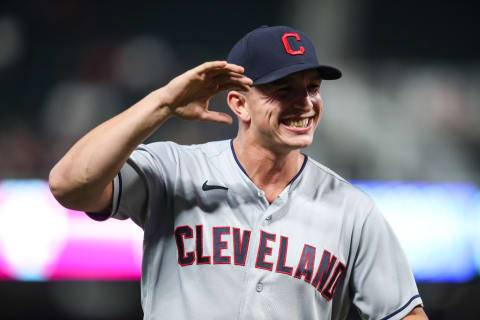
left=0, top=180, right=143, bottom=281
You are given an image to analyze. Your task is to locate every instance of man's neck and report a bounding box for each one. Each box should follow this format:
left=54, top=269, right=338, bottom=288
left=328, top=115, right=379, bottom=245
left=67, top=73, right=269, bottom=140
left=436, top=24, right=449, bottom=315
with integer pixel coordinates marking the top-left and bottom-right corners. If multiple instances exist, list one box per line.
left=232, top=136, right=305, bottom=202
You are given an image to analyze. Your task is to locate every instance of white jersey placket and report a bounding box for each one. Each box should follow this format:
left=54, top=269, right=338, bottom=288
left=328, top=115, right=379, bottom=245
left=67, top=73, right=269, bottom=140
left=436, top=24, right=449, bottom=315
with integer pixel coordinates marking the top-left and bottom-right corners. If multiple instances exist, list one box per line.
left=228, top=140, right=298, bottom=319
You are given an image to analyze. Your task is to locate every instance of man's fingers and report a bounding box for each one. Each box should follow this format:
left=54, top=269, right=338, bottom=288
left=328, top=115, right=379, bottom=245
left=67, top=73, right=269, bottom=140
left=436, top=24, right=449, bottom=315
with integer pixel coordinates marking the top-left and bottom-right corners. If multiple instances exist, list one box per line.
left=199, top=110, right=233, bottom=124
left=210, top=63, right=245, bottom=75
left=198, top=61, right=245, bottom=76
left=192, top=62, right=251, bottom=93
left=196, top=61, right=244, bottom=74
left=224, top=63, right=245, bottom=74
left=213, top=71, right=250, bottom=80
left=209, top=75, right=252, bottom=92
left=208, top=67, right=246, bottom=80
left=213, top=72, right=253, bottom=86
left=195, top=61, right=228, bottom=73
left=215, top=75, right=252, bottom=91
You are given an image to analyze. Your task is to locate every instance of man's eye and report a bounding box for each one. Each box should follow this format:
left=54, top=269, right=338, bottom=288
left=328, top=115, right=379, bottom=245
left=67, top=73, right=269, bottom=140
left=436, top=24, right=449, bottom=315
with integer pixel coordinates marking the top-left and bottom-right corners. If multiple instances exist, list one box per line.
left=276, top=87, right=290, bottom=92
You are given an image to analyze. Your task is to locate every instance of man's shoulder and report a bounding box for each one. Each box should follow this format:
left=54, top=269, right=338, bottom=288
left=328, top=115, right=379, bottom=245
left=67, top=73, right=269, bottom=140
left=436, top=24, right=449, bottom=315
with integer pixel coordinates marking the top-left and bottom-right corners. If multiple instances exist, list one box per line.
left=186, top=139, right=232, bottom=157
left=142, top=139, right=231, bottom=159
left=305, top=156, right=349, bottom=184
left=303, top=156, right=374, bottom=210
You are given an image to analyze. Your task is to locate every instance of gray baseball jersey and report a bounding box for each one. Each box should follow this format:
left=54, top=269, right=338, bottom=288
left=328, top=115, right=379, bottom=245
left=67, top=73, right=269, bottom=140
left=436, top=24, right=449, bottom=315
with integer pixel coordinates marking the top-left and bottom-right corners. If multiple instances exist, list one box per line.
left=89, top=139, right=422, bottom=320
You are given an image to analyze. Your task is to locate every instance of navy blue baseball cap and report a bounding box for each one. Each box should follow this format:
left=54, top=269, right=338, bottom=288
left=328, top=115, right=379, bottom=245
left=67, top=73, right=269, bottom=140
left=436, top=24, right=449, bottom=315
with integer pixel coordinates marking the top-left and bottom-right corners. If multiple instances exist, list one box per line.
left=227, top=25, right=342, bottom=85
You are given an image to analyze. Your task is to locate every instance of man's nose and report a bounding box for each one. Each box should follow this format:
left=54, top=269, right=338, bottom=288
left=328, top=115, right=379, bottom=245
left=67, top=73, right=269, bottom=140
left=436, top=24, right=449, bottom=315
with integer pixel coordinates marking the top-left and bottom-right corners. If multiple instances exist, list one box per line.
left=292, top=88, right=313, bottom=110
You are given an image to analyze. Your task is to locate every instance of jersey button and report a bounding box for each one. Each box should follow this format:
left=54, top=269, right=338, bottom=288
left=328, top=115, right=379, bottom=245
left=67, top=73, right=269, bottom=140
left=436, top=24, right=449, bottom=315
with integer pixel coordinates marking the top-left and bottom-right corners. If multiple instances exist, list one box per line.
left=265, top=215, right=272, bottom=221
left=257, top=190, right=265, bottom=198
left=256, top=282, right=263, bottom=292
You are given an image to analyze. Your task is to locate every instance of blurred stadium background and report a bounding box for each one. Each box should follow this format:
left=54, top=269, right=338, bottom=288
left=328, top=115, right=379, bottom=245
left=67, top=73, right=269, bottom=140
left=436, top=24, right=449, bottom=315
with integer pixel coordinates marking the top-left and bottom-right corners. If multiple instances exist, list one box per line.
left=0, top=0, right=479, bottom=319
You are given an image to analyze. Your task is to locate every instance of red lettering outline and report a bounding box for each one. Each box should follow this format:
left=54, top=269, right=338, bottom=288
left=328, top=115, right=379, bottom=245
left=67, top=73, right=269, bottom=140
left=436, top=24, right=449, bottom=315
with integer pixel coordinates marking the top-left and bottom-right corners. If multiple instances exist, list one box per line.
left=255, top=230, right=277, bottom=271
left=294, top=244, right=316, bottom=283
left=213, top=226, right=231, bottom=264
left=321, top=262, right=346, bottom=301
left=275, top=236, right=293, bottom=276
left=311, top=250, right=337, bottom=290
left=196, top=225, right=211, bottom=265
left=233, top=227, right=251, bottom=266
left=281, top=33, right=305, bottom=55
left=174, top=225, right=195, bottom=266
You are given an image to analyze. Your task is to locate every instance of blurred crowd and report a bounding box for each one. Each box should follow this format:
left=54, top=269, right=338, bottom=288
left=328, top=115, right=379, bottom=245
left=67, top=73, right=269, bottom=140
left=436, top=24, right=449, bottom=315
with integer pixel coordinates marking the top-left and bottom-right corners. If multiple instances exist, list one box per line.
left=1, top=0, right=479, bottom=183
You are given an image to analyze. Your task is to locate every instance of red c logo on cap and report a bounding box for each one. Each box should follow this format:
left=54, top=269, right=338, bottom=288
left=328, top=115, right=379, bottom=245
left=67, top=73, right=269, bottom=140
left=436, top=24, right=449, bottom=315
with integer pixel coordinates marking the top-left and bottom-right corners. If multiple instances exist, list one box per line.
left=281, top=33, right=305, bottom=55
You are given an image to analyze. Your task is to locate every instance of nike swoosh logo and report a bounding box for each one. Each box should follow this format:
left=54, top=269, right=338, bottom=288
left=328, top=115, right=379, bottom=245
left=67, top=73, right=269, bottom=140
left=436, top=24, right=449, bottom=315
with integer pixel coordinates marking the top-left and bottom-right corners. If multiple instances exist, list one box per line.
left=202, top=180, right=228, bottom=191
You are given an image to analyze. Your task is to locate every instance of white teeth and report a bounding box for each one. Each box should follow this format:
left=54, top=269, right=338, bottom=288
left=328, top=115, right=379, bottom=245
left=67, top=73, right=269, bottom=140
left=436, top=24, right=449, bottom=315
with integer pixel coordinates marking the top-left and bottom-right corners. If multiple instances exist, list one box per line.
left=285, top=118, right=309, bottom=128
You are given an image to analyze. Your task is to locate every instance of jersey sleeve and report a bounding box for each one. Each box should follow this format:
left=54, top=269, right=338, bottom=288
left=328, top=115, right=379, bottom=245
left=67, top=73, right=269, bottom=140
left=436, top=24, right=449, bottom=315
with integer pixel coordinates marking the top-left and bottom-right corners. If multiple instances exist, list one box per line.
left=351, top=206, right=423, bottom=320
left=88, top=142, right=178, bottom=232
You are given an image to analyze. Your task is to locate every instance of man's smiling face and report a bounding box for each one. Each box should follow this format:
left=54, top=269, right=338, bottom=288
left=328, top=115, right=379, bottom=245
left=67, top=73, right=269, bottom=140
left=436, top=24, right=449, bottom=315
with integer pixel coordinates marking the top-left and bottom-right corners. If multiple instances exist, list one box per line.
left=244, top=69, right=323, bottom=153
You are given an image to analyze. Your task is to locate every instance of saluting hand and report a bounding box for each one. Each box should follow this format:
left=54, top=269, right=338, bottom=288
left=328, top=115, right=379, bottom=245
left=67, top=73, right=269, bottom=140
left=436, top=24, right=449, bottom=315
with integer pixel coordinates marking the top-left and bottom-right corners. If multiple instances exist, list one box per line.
left=161, top=61, right=252, bottom=124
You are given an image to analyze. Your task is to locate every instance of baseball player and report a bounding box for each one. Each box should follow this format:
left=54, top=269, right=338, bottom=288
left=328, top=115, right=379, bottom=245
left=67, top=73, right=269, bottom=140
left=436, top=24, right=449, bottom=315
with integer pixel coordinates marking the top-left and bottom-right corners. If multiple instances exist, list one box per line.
left=50, top=26, right=428, bottom=319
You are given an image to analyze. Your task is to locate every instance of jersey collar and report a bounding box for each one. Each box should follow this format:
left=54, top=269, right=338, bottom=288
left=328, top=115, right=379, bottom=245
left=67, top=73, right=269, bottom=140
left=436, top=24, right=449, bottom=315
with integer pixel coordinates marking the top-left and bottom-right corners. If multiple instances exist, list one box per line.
left=229, top=139, right=308, bottom=191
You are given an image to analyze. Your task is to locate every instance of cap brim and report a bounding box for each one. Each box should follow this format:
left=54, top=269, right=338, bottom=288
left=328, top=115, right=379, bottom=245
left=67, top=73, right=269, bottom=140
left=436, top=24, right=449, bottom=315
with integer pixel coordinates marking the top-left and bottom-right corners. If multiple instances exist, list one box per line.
left=253, top=63, right=342, bottom=85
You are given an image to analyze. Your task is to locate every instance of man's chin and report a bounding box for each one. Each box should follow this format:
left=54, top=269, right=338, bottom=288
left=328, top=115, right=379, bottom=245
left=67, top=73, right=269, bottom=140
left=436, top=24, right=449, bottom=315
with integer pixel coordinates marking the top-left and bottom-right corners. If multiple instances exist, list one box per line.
left=280, top=136, right=313, bottom=150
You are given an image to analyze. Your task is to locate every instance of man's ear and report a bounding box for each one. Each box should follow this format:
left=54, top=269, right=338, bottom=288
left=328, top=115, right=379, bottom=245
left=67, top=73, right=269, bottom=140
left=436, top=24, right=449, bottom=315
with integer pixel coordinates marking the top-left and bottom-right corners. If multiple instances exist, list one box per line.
left=227, top=91, right=251, bottom=123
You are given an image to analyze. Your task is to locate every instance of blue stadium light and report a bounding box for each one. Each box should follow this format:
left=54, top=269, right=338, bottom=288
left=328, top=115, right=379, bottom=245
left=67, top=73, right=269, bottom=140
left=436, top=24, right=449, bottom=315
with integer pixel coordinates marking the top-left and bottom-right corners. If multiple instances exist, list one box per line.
left=353, top=181, right=478, bottom=283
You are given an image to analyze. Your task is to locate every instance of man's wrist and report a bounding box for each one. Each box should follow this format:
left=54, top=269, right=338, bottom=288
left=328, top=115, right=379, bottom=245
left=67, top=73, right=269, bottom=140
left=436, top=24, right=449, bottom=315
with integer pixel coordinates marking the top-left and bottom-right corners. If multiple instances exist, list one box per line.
left=148, top=88, right=174, bottom=118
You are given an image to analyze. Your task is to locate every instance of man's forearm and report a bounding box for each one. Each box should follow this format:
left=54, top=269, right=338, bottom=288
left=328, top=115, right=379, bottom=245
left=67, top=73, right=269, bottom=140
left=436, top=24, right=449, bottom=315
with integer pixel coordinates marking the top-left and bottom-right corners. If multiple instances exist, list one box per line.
left=49, top=88, right=172, bottom=212
left=49, top=61, right=250, bottom=212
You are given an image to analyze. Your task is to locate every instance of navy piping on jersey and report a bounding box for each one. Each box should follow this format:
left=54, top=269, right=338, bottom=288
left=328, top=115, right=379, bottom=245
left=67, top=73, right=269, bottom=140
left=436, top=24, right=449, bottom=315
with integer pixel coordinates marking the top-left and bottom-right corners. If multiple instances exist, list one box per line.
left=114, top=171, right=122, bottom=216
left=230, top=139, right=249, bottom=178
left=379, top=294, right=421, bottom=320
left=288, top=152, right=308, bottom=185
left=229, top=139, right=308, bottom=186
left=84, top=171, right=122, bottom=221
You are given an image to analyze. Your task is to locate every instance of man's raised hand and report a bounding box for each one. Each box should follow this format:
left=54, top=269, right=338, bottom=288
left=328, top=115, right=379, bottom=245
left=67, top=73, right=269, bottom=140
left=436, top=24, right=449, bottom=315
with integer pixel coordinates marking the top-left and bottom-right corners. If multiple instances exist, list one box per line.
left=160, top=61, right=252, bottom=124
